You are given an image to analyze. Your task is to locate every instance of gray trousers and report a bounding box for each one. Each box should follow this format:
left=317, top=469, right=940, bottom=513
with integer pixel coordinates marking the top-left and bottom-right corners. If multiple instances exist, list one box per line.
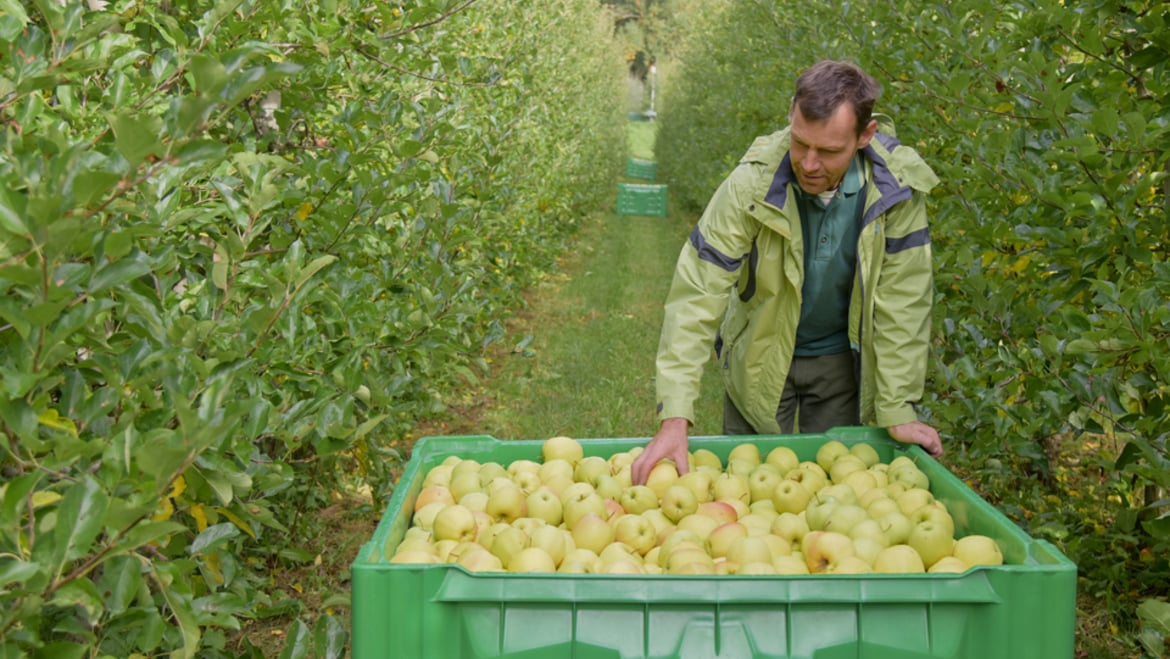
left=723, top=351, right=860, bottom=435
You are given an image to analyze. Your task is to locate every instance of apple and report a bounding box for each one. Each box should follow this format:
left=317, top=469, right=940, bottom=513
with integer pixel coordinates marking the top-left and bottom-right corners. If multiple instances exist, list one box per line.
left=728, top=442, right=762, bottom=467
left=841, top=469, right=879, bottom=498
left=677, top=470, right=714, bottom=503
left=598, top=541, right=641, bottom=567
left=525, top=487, right=564, bottom=526
left=661, top=484, right=699, bottom=523
left=895, top=487, right=936, bottom=516
left=559, top=481, right=596, bottom=504
left=593, top=474, right=624, bottom=501
left=707, top=522, right=749, bottom=558
left=815, top=483, right=859, bottom=507
left=737, top=512, right=775, bottom=537
left=889, top=464, right=930, bottom=490
left=458, top=491, right=489, bottom=513
left=412, top=501, right=447, bottom=531
left=952, top=534, right=1004, bottom=566
left=570, top=512, right=615, bottom=554
left=484, top=476, right=517, bottom=497
left=771, top=479, right=812, bottom=515
left=608, top=450, right=636, bottom=472
left=851, top=536, right=885, bottom=567
left=771, top=512, right=810, bottom=547
left=667, top=546, right=716, bottom=574
left=876, top=510, right=914, bottom=545
left=598, top=558, right=645, bottom=574
left=739, top=562, right=778, bottom=575
left=641, top=508, right=673, bottom=537
left=691, top=448, right=723, bottom=471
left=477, top=460, right=509, bottom=483
left=748, top=464, right=784, bottom=503
left=506, top=459, right=541, bottom=479
left=456, top=546, right=504, bottom=572
left=804, top=499, right=839, bottom=531
left=773, top=554, right=811, bottom=575
left=726, top=536, right=772, bottom=567
left=677, top=511, right=720, bottom=540
left=619, top=484, right=659, bottom=515
left=859, top=486, right=892, bottom=510
left=873, top=544, right=926, bottom=573
left=750, top=499, right=777, bottom=516
left=928, top=556, right=970, bottom=573
left=849, top=443, right=881, bottom=467
left=476, top=521, right=510, bottom=550
left=908, top=520, right=955, bottom=568
left=511, top=470, right=542, bottom=494
left=847, top=518, right=890, bottom=548
left=434, top=539, right=462, bottom=561
left=712, top=472, right=751, bottom=505
left=451, top=458, right=482, bottom=478
left=828, top=556, right=874, bottom=574
left=815, top=440, right=850, bottom=472
left=563, top=491, right=607, bottom=528
left=786, top=465, right=828, bottom=496
left=765, top=446, right=800, bottom=475
left=422, top=464, right=454, bottom=488
left=725, top=458, right=756, bottom=478
left=888, top=456, right=916, bottom=473
left=488, top=525, right=530, bottom=566
left=542, top=474, right=575, bottom=499
left=432, top=504, right=478, bottom=542
left=759, top=533, right=792, bottom=558
left=909, top=502, right=955, bottom=538
left=865, top=497, right=901, bottom=520
left=390, top=549, right=439, bottom=564
left=485, top=484, right=528, bottom=523
left=542, top=435, right=584, bottom=465
left=696, top=500, right=739, bottom=525
left=538, top=458, right=575, bottom=484
left=645, top=461, right=681, bottom=498
left=511, top=516, right=547, bottom=538
left=828, top=455, right=867, bottom=485
left=613, top=514, right=658, bottom=555
left=802, top=530, right=855, bottom=573
left=574, top=456, right=612, bottom=486
left=821, top=504, right=869, bottom=535
left=658, top=530, right=705, bottom=566
left=508, top=546, right=557, bottom=572
left=414, top=485, right=456, bottom=512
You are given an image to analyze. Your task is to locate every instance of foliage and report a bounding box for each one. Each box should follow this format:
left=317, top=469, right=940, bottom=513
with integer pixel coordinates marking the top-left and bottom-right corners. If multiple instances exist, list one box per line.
left=0, top=0, right=625, bottom=656
left=655, top=0, right=1169, bottom=651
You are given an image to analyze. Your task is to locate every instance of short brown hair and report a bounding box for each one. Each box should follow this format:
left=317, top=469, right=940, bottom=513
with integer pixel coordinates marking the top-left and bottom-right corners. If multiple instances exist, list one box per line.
left=791, top=60, right=881, bottom=137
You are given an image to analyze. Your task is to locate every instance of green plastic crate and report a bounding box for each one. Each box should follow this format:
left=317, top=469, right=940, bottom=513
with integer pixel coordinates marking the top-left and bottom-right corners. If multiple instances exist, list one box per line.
left=626, top=157, right=658, bottom=180
left=617, top=183, right=668, bottom=217
left=351, top=429, right=1077, bottom=658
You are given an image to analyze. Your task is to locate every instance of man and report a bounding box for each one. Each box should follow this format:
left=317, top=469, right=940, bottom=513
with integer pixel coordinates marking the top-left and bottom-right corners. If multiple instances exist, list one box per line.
left=632, top=60, right=942, bottom=486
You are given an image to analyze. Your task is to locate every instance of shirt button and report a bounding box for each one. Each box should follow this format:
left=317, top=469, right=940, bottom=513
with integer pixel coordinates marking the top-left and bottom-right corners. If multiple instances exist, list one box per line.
left=821, top=236, right=828, bottom=243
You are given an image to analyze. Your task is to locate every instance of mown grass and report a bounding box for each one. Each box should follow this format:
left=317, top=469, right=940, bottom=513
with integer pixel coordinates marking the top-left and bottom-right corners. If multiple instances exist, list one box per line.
left=626, top=120, right=659, bottom=161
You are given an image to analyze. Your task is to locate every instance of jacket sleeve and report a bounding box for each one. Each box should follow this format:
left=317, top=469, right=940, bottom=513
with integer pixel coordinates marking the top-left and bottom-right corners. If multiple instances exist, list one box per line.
left=656, top=167, right=762, bottom=424
left=871, top=190, right=933, bottom=427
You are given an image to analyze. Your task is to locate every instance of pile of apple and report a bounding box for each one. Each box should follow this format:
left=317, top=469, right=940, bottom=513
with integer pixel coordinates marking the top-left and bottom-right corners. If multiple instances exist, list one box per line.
left=387, top=436, right=1005, bottom=575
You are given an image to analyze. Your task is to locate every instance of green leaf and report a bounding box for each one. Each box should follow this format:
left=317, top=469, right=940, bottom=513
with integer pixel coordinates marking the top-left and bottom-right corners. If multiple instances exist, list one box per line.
left=0, top=559, right=41, bottom=588
left=109, top=111, right=163, bottom=167
left=89, top=251, right=153, bottom=293
left=277, top=618, right=311, bottom=659
left=1138, top=598, right=1170, bottom=634
left=190, top=53, right=228, bottom=95
left=50, top=577, right=105, bottom=624
left=52, top=476, right=110, bottom=571
left=189, top=522, right=239, bottom=554
left=96, top=555, right=144, bottom=616
left=0, top=0, right=30, bottom=41
left=314, top=614, right=348, bottom=659
left=0, top=182, right=29, bottom=235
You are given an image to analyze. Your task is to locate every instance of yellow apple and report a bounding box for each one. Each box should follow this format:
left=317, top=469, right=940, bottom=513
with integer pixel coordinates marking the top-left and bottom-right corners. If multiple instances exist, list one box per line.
left=485, top=484, right=527, bottom=523
left=765, top=446, right=800, bottom=475
left=876, top=510, right=914, bottom=545
left=593, top=474, right=624, bottom=501
left=773, top=554, right=811, bottom=574
left=952, top=534, right=1004, bottom=567
left=815, top=440, right=850, bottom=472
left=849, top=443, right=881, bottom=467
left=618, top=484, right=659, bottom=515
left=827, top=555, right=873, bottom=574
left=691, top=448, right=723, bottom=471
left=645, top=461, right=681, bottom=498
left=748, top=464, right=784, bottom=503
left=559, top=481, right=596, bottom=504
left=538, top=458, right=575, bottom=484
left=508, top=546, right=557, bottom=572
left=707, top=522, right=749, bottom=558
left=851, top=536, right=885, bottom=567
left=574, top=456, right=612, bottom=486
left=676, top=511, right=719, bottom=540
left=728, top=442, right=762, bottom=466
left=828, top=455, right=867, bottom=485
left=661, top=484, right=699, bottom=523
left=542, top=435, right=584, bottom=465
left=726, top=536, right=772, bottom=567
left=431, top=503, right=478, bottom=542
left=570, top=511, right=615, bottom=555
left=422, top=464, right=454, bottom=488
left=488, top=525, right=530, bottom=566
left=456, top=546, right=504, bottom=572
left=613, top=514, right=658, bottom=555
left=873, top=544, right=926, bottom=573
left=802, top=530, right=855, bottom=573
left=525, top=487, right=564, bottom=526
left=909, top=501, right=955, bottom=536
left=563, top=491, right=607, bottom=528
left=390, top=549, right=439, bottom=564
left=712, top=472, right=751, bottom=505
left=458, top=491, right=489, bottom=513
left=908, top=520, right=955, bottom=568
left=896, top=487, right=936, bottom=516
left=506, top=459, right=540, bottom=478
left=771, top=478, right=812, bottom=515
left=414, top=485, right=456, bottom=512
left=928, top=556, right=970, bottom=573
left=771, top=512, right=810, bottom=547
left=696, top=500, right=739, bottom=525
left=412, top=501, right=447, bottom=531
left=677, top=470, right=714, bottom=503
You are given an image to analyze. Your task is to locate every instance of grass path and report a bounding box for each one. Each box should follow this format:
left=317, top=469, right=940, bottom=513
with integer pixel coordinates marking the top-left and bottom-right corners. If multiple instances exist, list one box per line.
left=416, top=206, right=724, bottom=443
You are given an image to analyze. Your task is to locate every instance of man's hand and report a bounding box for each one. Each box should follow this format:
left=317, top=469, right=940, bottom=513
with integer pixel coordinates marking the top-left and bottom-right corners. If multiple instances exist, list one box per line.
left=631, top=417, right=691, bottom=485
left=888, top=421, right=943, bottom=458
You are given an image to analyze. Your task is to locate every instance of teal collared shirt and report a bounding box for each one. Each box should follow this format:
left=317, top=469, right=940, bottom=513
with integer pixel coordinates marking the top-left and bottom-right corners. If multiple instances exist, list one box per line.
left=793, top=154, right=865, bottom=356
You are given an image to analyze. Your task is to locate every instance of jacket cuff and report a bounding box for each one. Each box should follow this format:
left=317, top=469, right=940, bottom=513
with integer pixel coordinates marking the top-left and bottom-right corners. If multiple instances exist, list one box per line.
left=656, top=400, right=695, bottom=425
left=875, top=404, right=919, bottom=428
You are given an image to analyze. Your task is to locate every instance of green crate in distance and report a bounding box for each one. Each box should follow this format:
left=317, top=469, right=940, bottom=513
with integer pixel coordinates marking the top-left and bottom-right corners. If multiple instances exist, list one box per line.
left=617, top=182, right=668, bottom=217
left=626, top=157, right=658, bottom=180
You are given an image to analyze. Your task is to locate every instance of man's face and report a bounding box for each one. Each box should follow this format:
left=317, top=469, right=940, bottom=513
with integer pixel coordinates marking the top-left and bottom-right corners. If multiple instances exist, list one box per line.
left=788, top=103, right=877, bottom=195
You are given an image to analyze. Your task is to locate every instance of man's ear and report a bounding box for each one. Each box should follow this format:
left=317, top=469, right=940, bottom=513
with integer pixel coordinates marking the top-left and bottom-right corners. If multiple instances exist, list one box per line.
left=857, top=119, right=878, bottom=149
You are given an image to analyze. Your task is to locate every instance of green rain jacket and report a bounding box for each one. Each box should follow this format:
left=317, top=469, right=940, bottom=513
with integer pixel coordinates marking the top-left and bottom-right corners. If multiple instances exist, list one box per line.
left=655, top=115, right=940, bottom=432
